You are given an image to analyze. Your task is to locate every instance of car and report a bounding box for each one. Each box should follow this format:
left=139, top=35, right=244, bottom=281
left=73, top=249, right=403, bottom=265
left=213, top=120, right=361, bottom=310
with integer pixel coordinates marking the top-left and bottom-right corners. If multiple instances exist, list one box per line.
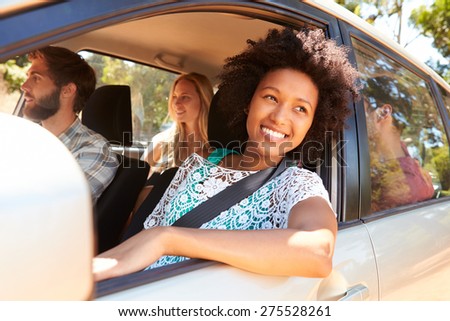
left=1, top=0, right=449, bottom=301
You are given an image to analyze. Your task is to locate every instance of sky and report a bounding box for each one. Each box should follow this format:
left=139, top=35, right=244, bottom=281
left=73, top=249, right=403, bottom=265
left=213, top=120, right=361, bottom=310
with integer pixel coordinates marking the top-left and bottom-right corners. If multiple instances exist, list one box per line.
left=361, top=0, right=448, bottom=65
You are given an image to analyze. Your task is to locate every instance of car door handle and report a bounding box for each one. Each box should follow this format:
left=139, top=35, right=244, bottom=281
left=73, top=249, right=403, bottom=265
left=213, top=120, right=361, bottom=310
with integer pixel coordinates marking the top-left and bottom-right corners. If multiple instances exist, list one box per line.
left=338, top=284, right=370, bottom=301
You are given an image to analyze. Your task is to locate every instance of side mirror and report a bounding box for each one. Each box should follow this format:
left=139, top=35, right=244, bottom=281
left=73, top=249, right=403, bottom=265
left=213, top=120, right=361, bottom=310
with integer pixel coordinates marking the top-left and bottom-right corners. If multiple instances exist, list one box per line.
left=0, top=114, right=94, bottom=300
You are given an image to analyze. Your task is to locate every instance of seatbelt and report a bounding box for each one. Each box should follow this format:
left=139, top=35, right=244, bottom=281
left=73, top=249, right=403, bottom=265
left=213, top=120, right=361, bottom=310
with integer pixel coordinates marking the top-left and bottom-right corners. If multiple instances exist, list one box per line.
left=172, top=157, right=289, bottom=228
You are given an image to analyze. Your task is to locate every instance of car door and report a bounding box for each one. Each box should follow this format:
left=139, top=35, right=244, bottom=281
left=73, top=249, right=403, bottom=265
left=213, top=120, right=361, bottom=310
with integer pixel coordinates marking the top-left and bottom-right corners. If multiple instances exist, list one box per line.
left=343, top=23, right=450, bottom=300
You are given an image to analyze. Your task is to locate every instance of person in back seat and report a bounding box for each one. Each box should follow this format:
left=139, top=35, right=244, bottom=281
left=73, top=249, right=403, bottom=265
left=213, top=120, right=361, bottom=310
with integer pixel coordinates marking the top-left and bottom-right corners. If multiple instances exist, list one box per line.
left=21, top=46, right=119, bottom=204
left=134, top=72, right=214, bottom=211
left=142, top=72, right=213, bottom=176
left=93, top=27, right=360, bottom=281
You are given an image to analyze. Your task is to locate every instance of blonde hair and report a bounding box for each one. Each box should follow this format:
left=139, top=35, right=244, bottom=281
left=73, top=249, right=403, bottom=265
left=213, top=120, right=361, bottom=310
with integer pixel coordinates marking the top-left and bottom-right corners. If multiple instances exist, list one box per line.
left=167, top=72, right=213, bottom=165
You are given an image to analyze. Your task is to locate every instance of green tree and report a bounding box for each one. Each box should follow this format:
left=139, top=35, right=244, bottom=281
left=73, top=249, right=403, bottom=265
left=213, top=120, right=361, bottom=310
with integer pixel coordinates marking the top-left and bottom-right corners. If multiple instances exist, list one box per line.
left=2, top=56, right=29, bottom=93
left=82, top=52, right=177, bottom=142
left=409, top=0, right=450, bottom=81
left=335, top=0, right=362, bottom=16
left=432, top=144, right=450, bottom=192
left=410, top=0, right=450, bottom=59
left=336, top=0, right=449, bottom=81
left=336, top=0, right=406, bottom=43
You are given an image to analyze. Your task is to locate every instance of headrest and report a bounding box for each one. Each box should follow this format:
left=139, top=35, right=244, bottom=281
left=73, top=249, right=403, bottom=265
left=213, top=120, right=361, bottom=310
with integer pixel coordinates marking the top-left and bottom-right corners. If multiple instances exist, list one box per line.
left=207, top=90, right=243, bottom=152
left=82, top=85, right=132, bottom=146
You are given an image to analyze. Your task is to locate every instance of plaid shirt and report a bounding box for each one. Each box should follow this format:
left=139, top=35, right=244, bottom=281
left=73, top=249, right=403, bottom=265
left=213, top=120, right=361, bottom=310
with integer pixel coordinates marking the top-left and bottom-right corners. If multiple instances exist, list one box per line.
left=58, top=118, right=119, bottom=203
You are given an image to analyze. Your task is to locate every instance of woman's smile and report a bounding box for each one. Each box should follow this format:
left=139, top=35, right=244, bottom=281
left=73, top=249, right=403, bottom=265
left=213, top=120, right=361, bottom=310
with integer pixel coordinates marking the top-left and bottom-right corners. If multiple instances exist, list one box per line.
left=260, top=125, right=287, bottom=141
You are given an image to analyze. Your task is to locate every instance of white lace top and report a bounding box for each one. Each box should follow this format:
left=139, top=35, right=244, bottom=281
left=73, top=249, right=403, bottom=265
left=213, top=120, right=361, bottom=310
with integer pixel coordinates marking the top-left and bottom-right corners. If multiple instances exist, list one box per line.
left=143, top=149, right=331, bottom=269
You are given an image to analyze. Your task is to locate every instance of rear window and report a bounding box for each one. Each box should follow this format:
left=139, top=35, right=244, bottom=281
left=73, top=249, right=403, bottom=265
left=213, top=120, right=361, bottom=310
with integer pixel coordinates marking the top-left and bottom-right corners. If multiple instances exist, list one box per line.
left=80, top=51, right=177, bottom=146
left=352, top=38, right=450, bottom=213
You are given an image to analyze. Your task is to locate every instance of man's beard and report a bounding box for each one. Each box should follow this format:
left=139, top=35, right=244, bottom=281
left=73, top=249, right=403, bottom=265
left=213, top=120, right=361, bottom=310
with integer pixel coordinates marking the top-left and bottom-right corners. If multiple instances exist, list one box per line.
left=23, top=87, right=61, bottom=122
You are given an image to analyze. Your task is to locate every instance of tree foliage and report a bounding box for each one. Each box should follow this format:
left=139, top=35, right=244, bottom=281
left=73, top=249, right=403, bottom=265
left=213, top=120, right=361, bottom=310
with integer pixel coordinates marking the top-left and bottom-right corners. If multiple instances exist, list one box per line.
left=433, top=144, right=450, bottom=191
left=409, top=0, right=450, bottom=81
left=337, top=0, right=406, bottom=43
left=409, top=0, right=450, bottom=59
left=337, top=0, right=449, bottom=81
left=83, top=52, right=177, bottom=142
left=2, top=56, right=29, bottom=93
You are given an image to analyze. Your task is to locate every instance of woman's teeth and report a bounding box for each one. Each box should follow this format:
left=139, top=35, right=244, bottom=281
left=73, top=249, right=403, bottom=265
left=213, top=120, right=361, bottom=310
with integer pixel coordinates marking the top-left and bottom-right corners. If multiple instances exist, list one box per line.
left=261, top=126, right=286, bottom=139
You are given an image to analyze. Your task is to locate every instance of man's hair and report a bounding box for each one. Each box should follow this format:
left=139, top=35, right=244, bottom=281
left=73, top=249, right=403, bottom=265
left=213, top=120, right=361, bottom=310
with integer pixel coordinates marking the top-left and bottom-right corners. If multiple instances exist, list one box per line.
left=28, top=46, right=96, bottom=113
left=216, top=27, right=361, bottom=162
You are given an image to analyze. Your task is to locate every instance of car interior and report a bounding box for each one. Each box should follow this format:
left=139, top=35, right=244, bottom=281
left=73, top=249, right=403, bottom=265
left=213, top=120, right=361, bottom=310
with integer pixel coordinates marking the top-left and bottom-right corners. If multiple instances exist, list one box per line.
left=9, top=5, right=335, bottom=258
left=47, top=10, right=331, bottom=254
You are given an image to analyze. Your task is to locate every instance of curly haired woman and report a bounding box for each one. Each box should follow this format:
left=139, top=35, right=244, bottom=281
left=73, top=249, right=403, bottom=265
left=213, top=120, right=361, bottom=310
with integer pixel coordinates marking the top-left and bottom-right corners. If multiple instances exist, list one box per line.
left=94, top=27, right=360, bottom=281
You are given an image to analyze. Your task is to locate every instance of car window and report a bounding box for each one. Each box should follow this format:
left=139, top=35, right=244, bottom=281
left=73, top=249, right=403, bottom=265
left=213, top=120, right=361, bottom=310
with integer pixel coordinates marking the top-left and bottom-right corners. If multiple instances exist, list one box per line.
left=80, top=51, right=177, bottom=147
left=352, top=38, right=450, bottom=213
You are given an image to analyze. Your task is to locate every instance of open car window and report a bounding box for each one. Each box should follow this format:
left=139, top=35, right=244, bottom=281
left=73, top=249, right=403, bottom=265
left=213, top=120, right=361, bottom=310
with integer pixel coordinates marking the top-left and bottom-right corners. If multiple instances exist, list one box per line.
left=80, top=51, right=177, bottom=150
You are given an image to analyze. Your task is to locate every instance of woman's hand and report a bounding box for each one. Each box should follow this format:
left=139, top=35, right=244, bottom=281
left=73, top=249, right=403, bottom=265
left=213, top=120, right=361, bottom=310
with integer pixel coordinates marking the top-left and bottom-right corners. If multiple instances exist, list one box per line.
left=93, top=226, right=169, bottom=282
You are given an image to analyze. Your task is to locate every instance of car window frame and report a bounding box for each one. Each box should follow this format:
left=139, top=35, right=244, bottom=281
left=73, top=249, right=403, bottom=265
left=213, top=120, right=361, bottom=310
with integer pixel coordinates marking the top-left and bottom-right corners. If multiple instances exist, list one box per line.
left=433, top=84, right=450, bottom=136
left=90, top=2, right=348, bottom=298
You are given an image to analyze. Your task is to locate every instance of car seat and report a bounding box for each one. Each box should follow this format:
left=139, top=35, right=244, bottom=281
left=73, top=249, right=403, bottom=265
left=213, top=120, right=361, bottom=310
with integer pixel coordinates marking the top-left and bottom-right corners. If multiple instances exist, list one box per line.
left=82, top=85, right=149, bottom=253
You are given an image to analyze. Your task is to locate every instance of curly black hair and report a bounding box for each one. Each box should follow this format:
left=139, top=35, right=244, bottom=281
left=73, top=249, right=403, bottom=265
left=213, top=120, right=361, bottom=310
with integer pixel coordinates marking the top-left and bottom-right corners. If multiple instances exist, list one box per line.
left=215, top=27, right=360, bottom=162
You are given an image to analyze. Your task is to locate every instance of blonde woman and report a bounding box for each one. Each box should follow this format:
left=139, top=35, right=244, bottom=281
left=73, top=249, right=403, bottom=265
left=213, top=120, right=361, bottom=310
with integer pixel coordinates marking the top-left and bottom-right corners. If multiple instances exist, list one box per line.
left=142, top=72, right=213, bottom=179
left=133, top=73, right=214, bottom=211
